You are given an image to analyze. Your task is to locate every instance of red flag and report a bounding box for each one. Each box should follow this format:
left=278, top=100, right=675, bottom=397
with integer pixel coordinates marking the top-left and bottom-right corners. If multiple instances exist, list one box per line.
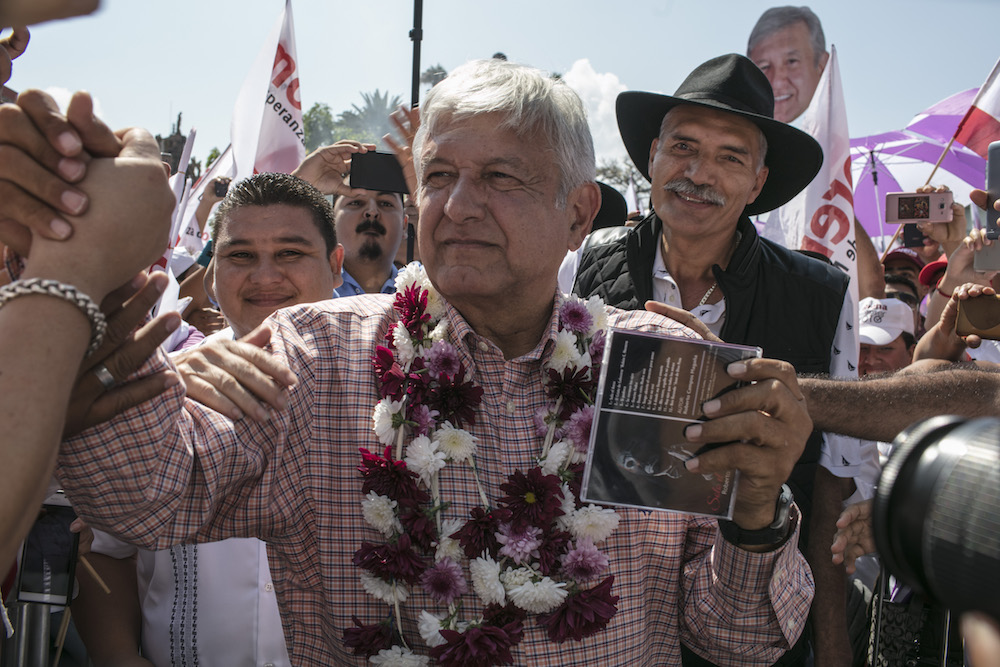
left=231, top=0, right=305, bottom=180
left=954, top=58, right=1000, bottom=158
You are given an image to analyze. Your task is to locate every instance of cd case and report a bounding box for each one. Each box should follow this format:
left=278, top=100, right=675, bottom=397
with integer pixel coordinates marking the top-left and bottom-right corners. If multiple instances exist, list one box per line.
left=581, top=329, right=761, bottom=519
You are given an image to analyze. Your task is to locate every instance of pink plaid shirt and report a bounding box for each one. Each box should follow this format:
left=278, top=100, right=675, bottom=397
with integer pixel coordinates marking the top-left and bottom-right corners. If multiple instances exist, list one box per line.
left=60, top=294, right=813, bottom=666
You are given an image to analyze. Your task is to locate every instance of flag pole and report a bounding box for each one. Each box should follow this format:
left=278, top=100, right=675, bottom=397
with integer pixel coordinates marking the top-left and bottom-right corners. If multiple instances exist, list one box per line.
left=409, top=0, right=423, bottom=109
left=405, top=0, right=423, bottom=264
left=923, top=135, right=957, bottom=187
left=924, top=57, right=1000, bottom=186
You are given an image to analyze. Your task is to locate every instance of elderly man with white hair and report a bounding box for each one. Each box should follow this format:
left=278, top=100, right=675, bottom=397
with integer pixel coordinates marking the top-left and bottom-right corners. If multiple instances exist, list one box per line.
left=3, top=59, right=815, bottom=666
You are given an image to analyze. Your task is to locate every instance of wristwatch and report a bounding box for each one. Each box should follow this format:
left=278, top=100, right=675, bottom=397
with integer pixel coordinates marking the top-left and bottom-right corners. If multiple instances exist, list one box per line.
left=718, top=484, right=793, bottom=547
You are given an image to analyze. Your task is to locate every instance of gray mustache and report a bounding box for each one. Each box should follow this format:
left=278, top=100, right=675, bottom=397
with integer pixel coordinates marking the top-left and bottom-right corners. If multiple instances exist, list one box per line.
left=662, top=178, right=726, bottom=207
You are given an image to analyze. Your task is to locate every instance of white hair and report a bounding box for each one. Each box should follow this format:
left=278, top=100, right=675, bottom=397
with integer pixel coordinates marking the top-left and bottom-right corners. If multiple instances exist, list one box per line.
left=413, top=59, right=595, bottom=206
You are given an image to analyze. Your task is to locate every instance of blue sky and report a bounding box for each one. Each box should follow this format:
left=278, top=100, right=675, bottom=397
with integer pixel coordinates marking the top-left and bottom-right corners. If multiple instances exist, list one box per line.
left=10, top=0, right=1000, bottom=166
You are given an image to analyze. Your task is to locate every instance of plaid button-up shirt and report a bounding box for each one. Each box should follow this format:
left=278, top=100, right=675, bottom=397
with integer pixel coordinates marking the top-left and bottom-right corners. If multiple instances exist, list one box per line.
left=60, top=294, right=812, bottom=666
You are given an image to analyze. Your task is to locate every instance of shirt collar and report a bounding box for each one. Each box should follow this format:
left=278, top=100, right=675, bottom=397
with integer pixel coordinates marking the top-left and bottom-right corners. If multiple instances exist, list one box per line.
left=447, top=292, right=564, bottom=364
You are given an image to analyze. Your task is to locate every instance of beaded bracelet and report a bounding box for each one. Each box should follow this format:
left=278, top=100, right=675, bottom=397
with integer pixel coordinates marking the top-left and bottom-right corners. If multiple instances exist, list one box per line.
left=0, top=278, right=106, bottom=355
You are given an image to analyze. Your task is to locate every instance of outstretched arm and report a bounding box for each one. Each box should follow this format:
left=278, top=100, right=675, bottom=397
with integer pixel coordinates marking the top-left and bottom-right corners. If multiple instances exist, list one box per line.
left=801, top=365, right=1000, bottom=443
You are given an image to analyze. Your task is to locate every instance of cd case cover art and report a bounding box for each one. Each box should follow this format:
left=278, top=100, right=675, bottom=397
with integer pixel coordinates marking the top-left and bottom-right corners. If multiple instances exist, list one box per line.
left=581, top=329, right=761, bottom=519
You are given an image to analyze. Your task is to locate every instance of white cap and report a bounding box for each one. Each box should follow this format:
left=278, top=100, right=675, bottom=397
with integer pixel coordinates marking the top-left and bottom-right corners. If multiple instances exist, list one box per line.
left=858, top=297, right=915, bottom=346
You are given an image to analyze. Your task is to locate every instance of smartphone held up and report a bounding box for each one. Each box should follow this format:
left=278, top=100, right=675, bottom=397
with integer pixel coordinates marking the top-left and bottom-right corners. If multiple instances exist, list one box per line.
left=349, top=151, right=409, bottom=195
left=885, top=191, right=954, bottom=224
left=14, top=491, right=79, bottom=606
left=974, top=141, right=1000, bottom=272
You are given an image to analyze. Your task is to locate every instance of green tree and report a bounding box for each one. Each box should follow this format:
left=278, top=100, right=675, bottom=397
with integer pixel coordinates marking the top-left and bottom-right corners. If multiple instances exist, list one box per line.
left=335, top=90, right=403, bottom=146
left=204, top=146, right=222, bottom=170
left=420, top=64, right=447, bottom=89
left=303, top=102, right=337, bottom=153
left=596, top=158, right=649, bottom=214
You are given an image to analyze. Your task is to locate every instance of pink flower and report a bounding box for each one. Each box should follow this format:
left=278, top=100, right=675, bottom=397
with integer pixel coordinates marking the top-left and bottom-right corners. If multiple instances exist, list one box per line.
left=427, top=340, right=460, bottom=379
left=537, top=575, right=619, bottom=643
left=559, top=300, right=593, bottom=334
left=497, top=524, right=542, bottom=564
left=560, top=538, right=608, bottom=581
left=407, top=403, right=439, bottom=437
left=429, top=621, right=524, bottom=667
left=421, top=558, right=468, bottom=604
left=532, top=406, right=551, bottom=437
left=588, top=329, right=606, bottom=361
left=564, top=405, right=594, bottom=454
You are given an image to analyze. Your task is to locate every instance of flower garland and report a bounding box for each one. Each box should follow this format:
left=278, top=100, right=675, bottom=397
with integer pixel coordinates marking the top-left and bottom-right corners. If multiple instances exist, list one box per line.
left=345, top=264, right=619, bottom=666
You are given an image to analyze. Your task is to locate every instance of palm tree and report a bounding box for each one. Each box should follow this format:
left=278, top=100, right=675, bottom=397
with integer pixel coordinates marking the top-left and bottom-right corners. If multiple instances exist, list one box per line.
left=336, top=90, right=403, bottom=145
left=420, top=64, right=447, bottom=89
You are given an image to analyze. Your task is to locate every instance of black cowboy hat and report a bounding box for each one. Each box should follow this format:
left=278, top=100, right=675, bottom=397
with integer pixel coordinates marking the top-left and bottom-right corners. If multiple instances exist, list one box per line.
left=616, top=53, right=823, bottom=216
left=593, top=181, right=628, bottom=230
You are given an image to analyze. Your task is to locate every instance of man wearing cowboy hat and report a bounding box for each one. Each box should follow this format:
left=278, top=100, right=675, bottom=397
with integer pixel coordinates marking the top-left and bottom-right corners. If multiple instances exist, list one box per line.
left=573, top=53, right=853, bottom=666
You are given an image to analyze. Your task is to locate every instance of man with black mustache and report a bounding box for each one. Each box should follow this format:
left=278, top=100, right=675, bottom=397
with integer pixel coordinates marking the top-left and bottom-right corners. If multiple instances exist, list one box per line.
left=332, top=187, right=406, bottom=296
left=573, top=54, right=854, bottom=666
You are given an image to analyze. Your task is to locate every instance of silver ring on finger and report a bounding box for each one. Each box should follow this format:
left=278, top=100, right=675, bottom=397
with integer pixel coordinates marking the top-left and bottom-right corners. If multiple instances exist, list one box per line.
left=93, top=363, right=116, bottom=390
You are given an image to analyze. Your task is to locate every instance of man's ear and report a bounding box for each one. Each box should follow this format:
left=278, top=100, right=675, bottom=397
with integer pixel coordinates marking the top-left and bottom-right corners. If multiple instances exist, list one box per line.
left=818, top=50, right=830, bottom=74
left=567, top=181, right=601, bottom=251
left=329, top=243, right=345, bottom=290
left=204, top=257, right=217, bottom=304
left=744, top=165, right=770, bottom=207
left=648, top=137, right=659, bottom=177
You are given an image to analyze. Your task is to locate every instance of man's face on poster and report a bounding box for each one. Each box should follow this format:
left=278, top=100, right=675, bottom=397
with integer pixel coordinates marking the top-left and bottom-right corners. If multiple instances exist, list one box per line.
left=748, top=20, right=829, bottom=123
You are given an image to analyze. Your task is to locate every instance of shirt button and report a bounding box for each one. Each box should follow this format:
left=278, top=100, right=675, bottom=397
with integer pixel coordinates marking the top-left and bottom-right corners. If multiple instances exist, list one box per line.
left=505, top=401, right=515, bottom=415
left=477, top=341, right=489, bottom=352
left=264, top=583, right=273, bottom=592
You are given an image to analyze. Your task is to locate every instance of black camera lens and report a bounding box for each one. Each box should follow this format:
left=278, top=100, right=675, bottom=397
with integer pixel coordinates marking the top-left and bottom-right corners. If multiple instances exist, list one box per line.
left=874, top=415, right=1000, bottom=621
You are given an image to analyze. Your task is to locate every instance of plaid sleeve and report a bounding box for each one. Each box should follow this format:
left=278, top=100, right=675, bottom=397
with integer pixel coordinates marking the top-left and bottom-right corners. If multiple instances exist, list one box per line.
left=57, top=320, right=317, bottom=550
left=681, top=507, right=814, bottom=666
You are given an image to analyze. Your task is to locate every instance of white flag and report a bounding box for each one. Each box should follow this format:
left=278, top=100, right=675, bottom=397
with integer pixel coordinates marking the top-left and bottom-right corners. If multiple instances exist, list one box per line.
left=762, top=45, right=858, bottom=377
left=174, top=146, right=236, bottom=262
left=231, top=0, right=305, bottom=180
left=625, top=174, right=640, bottom=216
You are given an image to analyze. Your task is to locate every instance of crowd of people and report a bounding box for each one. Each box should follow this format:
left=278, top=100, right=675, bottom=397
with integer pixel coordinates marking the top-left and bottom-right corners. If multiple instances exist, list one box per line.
left=1, top=2, right=1000, bottom=666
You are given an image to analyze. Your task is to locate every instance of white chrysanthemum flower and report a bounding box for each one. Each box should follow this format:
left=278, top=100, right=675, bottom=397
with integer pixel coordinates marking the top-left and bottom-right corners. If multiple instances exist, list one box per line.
left=369, top=645, right=430, bottom=666
left=424, top=286, right=447, bottom=322
left=405, top=435, right=446, bottom=485
left=418, top=610, right=447, bottom=648
left=393, top=325, right=418, bottom=366
left=585, top=295, right=608, bottom=336
left=428, top=319, right=449, bottom=342
left=555, top=483, right=577, bottom=532
left=360, top=572, right=409, bottom=604
left=500, top=566, right=534, bottom=590
left=568, top=504, right=620, bottom=543
left=434, top=518, right=465, bottom=562
left=548, top=329, right=583, bottom=373
left=361, top=492, right=401, bottom=537
left=507, top=577, right=568, bottom=614
left=539, top=440, right=570, bottom=476
left=394, top=263, right=425, bottom=293
left=372, top=399, right=404, bottom=446
left=470, top=554, right=505, bottom=606
left=433, top=423, right=477, bottom=463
